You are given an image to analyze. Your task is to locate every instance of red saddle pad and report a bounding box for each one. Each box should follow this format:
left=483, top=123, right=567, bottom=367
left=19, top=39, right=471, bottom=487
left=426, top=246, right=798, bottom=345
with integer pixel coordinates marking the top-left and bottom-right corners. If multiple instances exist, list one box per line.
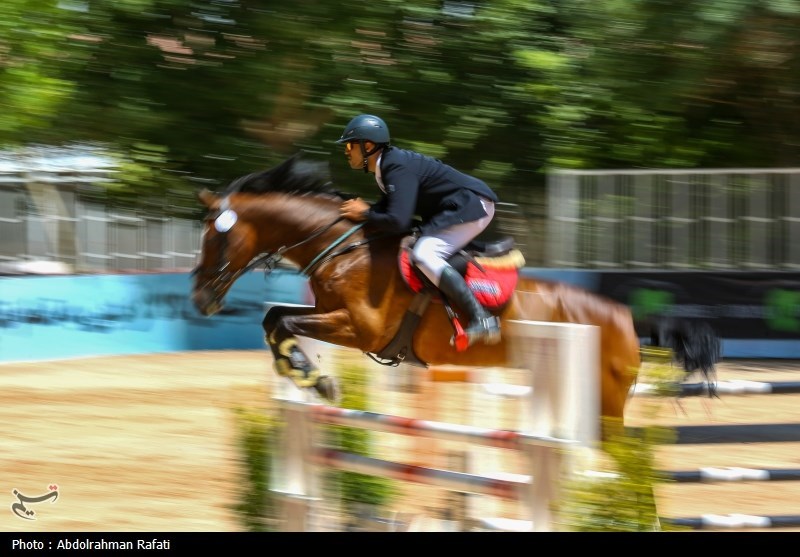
left=399, top=250, right=518, bottom=311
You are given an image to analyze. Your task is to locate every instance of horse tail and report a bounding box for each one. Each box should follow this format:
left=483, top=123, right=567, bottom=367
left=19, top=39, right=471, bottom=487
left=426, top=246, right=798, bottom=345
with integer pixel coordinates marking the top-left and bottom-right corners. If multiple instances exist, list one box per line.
left=647, top=316, right=722, bottom=394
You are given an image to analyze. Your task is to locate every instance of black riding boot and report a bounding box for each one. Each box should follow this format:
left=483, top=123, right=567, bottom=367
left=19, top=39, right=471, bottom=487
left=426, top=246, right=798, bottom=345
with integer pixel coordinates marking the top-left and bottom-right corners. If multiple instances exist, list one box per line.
left=438, top=266, right=501, bottom=347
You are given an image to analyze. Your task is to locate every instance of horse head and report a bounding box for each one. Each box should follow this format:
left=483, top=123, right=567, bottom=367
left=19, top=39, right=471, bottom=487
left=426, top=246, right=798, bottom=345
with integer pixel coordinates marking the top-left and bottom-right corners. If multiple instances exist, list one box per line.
left=191, top=188, right=261, bottom=316
left=191, top=154, right=340, bottom=317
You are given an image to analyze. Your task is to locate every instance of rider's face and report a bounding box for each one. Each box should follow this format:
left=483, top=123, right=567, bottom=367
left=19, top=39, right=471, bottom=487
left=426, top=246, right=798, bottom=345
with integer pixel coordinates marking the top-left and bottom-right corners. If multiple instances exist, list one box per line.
left=344, top=140, right=374, bottom=170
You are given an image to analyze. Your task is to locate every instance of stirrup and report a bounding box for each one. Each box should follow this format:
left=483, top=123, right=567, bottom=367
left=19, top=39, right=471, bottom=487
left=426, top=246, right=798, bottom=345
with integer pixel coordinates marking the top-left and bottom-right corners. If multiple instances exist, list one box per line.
left=451, top=317, right=501, bottom=349
left=465, top=317, right=501, bottom=346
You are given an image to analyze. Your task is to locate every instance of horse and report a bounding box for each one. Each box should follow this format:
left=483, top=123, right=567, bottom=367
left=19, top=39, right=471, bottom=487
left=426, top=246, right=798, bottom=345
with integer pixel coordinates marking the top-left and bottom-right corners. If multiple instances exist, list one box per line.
left=190, top=153, right=721, bottom=439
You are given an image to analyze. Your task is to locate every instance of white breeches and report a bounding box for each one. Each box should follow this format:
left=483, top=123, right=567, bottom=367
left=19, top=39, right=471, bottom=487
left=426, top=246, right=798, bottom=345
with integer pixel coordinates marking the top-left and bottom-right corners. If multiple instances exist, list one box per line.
left=412, top=197, right=495, bottom=287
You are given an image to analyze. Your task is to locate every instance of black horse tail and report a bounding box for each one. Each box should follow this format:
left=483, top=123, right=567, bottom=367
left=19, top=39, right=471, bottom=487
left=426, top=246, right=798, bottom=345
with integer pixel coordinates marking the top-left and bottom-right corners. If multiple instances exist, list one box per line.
left=647, top=316, right=722, bottom=395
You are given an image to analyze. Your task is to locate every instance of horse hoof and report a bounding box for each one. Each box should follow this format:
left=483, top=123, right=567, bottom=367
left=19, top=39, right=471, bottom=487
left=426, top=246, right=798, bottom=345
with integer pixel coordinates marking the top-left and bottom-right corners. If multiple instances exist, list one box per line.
left=314, top=375, right=341, bottom=404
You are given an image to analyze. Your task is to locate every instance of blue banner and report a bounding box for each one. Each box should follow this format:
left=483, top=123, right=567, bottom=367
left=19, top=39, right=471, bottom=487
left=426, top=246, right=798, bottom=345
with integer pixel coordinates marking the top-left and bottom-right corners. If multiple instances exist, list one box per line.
left=0, top=269, right=310, bottom=362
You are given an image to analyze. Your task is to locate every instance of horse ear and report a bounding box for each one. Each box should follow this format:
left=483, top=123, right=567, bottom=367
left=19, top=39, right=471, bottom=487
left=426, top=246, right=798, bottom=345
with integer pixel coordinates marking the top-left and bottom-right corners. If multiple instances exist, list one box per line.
left=196, top=188, right=217, bottom=208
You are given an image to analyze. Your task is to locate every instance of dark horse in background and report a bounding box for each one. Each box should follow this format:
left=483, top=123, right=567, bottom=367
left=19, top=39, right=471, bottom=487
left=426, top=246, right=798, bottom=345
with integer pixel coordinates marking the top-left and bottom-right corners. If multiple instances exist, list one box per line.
left=191, top=153, right=721, bottom=439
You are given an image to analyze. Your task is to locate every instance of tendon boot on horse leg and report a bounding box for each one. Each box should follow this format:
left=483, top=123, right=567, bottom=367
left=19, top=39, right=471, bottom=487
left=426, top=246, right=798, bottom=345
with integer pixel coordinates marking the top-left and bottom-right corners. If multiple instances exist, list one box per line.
left=262, top=309, right=340, bottom=403
left=437, top=266, right=501, bottom=348
left=270, top=334, right=319, bottom=386
left=262, top=309, right=316, bottom=386
left=269, top=335, right=340, bottom=403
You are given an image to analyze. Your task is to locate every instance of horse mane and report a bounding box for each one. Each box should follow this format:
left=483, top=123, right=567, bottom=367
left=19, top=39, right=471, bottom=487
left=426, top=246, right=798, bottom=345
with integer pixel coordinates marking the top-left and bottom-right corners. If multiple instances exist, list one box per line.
left=225, top=152, right=339, bottom=198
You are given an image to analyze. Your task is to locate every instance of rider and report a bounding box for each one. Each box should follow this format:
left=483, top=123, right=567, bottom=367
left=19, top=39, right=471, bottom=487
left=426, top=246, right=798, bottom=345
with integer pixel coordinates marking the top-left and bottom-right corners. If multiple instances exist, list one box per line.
left=337, top=114, right=501, bottom=348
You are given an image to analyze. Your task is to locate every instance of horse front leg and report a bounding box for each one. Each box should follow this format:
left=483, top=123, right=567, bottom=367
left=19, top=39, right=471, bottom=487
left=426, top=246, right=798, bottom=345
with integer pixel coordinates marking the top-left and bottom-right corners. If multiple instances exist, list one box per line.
left=262, top=306, right=358, bottom=402
left=262, top=305, right=318, bottom=387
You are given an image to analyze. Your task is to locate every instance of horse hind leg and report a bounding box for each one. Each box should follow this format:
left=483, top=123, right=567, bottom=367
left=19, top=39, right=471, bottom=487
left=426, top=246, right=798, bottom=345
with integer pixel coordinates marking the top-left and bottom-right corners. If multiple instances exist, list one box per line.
left=600, top=354, right=639, bottom=442
left=601, top=354, right=663, bottom=530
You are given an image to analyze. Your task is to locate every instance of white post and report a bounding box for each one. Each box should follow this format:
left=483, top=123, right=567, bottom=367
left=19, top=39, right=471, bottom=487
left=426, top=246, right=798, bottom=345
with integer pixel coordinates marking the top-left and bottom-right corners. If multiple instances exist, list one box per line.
left=504, top=320, right=600, bottom=531
left=271, top=396, right=318, bottom=531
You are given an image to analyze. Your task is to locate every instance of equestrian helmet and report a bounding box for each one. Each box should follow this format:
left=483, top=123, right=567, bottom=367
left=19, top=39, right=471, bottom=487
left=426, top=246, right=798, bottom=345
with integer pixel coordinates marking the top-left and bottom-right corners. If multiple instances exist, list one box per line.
left=336, top=114, right=390, bottom=145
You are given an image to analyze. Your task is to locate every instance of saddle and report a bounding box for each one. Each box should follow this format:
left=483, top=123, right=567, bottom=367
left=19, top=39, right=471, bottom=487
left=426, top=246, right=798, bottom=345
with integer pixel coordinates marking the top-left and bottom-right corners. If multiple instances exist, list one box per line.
left=367, top=236, right=525, bottom=368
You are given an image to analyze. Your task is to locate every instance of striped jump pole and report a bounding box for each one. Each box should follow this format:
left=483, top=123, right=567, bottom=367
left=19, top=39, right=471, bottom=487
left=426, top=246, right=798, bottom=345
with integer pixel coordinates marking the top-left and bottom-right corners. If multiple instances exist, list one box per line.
left=634, top=380, right=800, bottom=397
left=630, top=359, right=800, bottom=530
left=313, top=448, right=528, bottom=500
left=309, top=405, right=574, bottom=450
left=626, top=423, right=800, bottom=444
left=662, top=514, right=800, bottom=530
left=663, top=467, right=800, bottom=483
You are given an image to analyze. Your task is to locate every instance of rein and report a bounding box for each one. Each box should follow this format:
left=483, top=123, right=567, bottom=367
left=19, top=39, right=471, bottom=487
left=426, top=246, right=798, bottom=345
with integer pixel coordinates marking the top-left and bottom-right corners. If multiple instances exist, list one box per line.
left=246, top=216, right=352, bottom=277
left=299, top=228, right=400, bottom=277
left=242, top=218, right=400, bottom=279
left=299, top=222, right=366, bottom=276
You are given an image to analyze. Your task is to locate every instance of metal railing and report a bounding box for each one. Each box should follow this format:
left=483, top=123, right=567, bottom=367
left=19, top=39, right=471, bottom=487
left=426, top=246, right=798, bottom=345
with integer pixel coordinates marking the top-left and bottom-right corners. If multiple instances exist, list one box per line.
left=4, top=158, right=800, bottom=273
left=0, top=172, right=201, bottom=274
left=547, top=168, right=800, bottom=270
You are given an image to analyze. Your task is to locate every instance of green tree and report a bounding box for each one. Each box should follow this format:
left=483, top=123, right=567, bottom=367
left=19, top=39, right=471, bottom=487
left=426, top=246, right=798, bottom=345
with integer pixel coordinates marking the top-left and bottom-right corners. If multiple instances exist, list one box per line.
left=1, top=0, right=798, bottom=212
left=544, top=0, right=800, bottom=169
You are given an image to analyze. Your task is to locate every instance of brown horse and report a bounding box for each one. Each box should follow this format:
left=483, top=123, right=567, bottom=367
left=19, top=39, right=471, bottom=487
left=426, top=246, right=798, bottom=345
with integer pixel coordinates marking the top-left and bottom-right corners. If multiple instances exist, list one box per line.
left=191, top=154, right=720, bottom=437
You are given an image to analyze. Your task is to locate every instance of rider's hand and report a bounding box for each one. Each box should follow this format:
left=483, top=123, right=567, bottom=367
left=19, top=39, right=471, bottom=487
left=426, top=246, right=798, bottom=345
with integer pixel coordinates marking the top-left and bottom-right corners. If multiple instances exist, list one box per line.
left=340, top=198, right=370, bottom=222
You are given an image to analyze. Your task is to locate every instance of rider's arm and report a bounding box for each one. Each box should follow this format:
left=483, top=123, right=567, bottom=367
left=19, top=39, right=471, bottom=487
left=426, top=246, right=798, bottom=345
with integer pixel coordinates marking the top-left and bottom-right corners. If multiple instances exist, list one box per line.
left=362, top=163, right=419, bottom=232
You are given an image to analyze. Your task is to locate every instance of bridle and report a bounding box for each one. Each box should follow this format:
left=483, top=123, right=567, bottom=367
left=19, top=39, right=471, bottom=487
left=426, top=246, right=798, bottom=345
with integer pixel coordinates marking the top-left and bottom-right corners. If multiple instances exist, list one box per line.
left=191, top=197, right=369, bottom=309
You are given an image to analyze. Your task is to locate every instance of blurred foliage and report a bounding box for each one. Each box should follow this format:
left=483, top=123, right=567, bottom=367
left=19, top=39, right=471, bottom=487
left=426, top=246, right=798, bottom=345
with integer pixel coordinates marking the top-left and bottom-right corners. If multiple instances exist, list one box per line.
left=556, top=425, right=680, bottom=531
left=232, top=405, right=279, bottom=531
left=0, top=0, right=798, bottom=213
left=557, top=348, right=688, bottom=531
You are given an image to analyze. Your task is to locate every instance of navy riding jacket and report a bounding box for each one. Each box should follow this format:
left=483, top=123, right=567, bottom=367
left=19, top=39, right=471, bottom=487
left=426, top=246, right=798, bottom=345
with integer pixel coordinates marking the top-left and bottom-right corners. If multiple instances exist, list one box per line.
left=364, top=147, right=499, bottom=236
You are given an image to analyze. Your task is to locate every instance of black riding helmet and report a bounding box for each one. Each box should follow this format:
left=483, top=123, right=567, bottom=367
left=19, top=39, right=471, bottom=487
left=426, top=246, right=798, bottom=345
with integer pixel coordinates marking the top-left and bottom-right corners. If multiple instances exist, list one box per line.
left=336, top=114, right=390, bottom=172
